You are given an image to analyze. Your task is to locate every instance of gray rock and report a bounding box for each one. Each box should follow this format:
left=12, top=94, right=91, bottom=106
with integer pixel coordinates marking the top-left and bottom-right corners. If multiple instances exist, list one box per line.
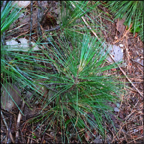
left=106, top=44, right=123, bottom=63
left=1, top=84, right=21, bottom=111
left=114, top=107, right=120, bottom=112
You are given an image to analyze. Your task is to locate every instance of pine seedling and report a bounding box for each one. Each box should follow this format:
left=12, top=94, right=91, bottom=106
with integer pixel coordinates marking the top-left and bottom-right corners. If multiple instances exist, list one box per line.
left=30, top=33, right=123, bottom=143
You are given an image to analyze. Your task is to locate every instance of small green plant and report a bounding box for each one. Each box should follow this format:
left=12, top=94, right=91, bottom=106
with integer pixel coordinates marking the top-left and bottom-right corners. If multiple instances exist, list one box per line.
left=1, top=2, right=124, bottom=143
left=31, top=33, right=122, bottom=143
left=1, top=1, right=23, bottom=34
left=1, top=1, right=48, bottom=111
left=104, top=1, right=143, bottom=41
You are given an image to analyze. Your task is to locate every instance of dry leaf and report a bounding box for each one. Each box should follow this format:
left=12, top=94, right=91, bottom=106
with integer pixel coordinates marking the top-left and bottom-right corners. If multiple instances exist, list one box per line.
left=116, top=18, right=126, bottom=36
left=85, top=131, right=90, bottom=141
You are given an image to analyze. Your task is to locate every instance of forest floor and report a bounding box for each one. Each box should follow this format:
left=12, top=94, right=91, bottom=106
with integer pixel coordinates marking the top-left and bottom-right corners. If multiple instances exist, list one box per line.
left=1, top=1, right=143, bottom=144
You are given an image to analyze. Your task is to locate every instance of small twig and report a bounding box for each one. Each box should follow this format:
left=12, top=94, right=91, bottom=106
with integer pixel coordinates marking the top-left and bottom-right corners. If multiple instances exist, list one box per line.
left=27, top=134, right=30, bottom=143
left=1, top=111, right=15, bottom=143
left=45, top=25, right=61, bottom=32
left=7, top=23, right=27, bottom=33
left=131, top=59, right=143, bottom=67
left=124, top=110, right=136, bottom=121
left=37, top=1, right=42, bottom=37
left=7, top=115, right=13, bottom=144
left=1, top=135, right=6, bottom=143
left=1, top=111, right=8, bottom=131
left=118, top=67, right=143, bottom=97
left=29, top=1, right=33, bottom=47
left=125, top=34, right=131, bottom=73
left=128, top=136, right=143, bottom=144
left=71, top=2, right=143, bottom=98
left=15, top=101, right=25, bottom=143
left=112, top=24, right=133, bottom=44
left=40, top=132, right=46, bottom=144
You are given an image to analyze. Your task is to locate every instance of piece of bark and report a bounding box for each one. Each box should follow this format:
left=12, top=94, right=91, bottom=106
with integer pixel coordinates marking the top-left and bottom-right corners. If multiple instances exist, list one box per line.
left=116, top=18, right=126, bottom=37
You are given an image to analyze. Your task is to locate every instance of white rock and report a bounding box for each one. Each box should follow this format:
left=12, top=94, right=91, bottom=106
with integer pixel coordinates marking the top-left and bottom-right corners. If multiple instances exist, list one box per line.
left=6, top=38, right=40, bottom=52
left=119, top=44, right=124, bottom=47
left=116, top=103, right=120, bottom=108
left=137, top=58, right=140, bottom=62
left=19, top=38, right=29, bottom=50
left=114, top=107, right=120, bottom=112
left=106, top=44, right=123, bottom=63
left=18, top=12, right=25, bottom=18
left=13, top=1, right=30, bottom=8
left=31, top=42, right=40, bottom=51
left=114, top=36, right=118, bottom=40
left=6, top=39, right=19, bottom=48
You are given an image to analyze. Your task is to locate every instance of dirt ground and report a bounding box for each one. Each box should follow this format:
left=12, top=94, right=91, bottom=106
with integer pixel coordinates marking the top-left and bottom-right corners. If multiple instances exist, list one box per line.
left=101, top=16, right=143, bottom=144
left=1, top=1, right=143, bottom=143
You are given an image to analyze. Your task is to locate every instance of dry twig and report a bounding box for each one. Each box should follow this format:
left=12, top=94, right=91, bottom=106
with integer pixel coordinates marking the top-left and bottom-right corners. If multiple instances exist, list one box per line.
left=1, top=111, right=15, bottom=143
left=113, top=24, right=133, bottom=44
left=15, top=101, right=25, bottom=143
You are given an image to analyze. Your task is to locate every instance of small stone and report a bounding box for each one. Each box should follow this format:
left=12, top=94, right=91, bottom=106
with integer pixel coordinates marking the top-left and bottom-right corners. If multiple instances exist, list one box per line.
left=133, top=129, right=138, bottom=133
left=6, top=38, right=40, bottom=52
left=119, top=44, right=123, bottom=47
left=1, top=84, right=21, bottom=111
left=114, top=107, right=120, bottom=112
left=106, top=44, right=124, bottom=63
left=114, top=36, right=118, bottom=40
left=137, top=58, right=140, bottom=62
left=116, top=103, right=120, bottom=108
left=13, top=1, right=30, bottom=8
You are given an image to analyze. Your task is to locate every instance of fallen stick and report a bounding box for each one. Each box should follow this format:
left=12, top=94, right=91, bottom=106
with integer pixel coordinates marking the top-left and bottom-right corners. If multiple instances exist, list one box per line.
left=1, top=111, right=15, bottom=143
left=71, top=2, right=143, bottom=97
left=15, top=101, right=25, bottom=143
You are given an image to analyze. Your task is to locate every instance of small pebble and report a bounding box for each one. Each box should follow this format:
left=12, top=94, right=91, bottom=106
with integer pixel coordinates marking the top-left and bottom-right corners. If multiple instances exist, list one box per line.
left=119, top=44, right=123, bottom=47
left=133, top=129, right=138, bottom=133
left=114, top=107, right=120, bottom=112
left=136, top=58, right=140, bottom=62
left=114, top=36, right=118, bottom=40
left=116, top=103, right=120, bottom=108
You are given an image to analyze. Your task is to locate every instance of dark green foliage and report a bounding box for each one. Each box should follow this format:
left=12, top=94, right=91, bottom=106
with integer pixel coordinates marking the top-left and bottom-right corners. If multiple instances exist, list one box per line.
left=31, top=33, right=122, bottom=143
left=1, top=1, right=125, bottom=143
left=1, top=2, right=49, bottom=110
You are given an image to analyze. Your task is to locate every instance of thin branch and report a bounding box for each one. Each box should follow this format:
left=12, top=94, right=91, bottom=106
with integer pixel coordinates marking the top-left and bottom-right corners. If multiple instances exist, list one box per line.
left=15, top=101, right=25, bottom=143
left=1, top=111, right=15, bottom=143
left=113, top=24, right=133, bottom=44
left=45, top=25, right=61, bottom=32
left=29, top=1, right=33, bottom=47
left=37, top=1, right=42, bottom=37
left=40, top=6, right=51, bottom=25
left=7, top=115, right=13, bottom=144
